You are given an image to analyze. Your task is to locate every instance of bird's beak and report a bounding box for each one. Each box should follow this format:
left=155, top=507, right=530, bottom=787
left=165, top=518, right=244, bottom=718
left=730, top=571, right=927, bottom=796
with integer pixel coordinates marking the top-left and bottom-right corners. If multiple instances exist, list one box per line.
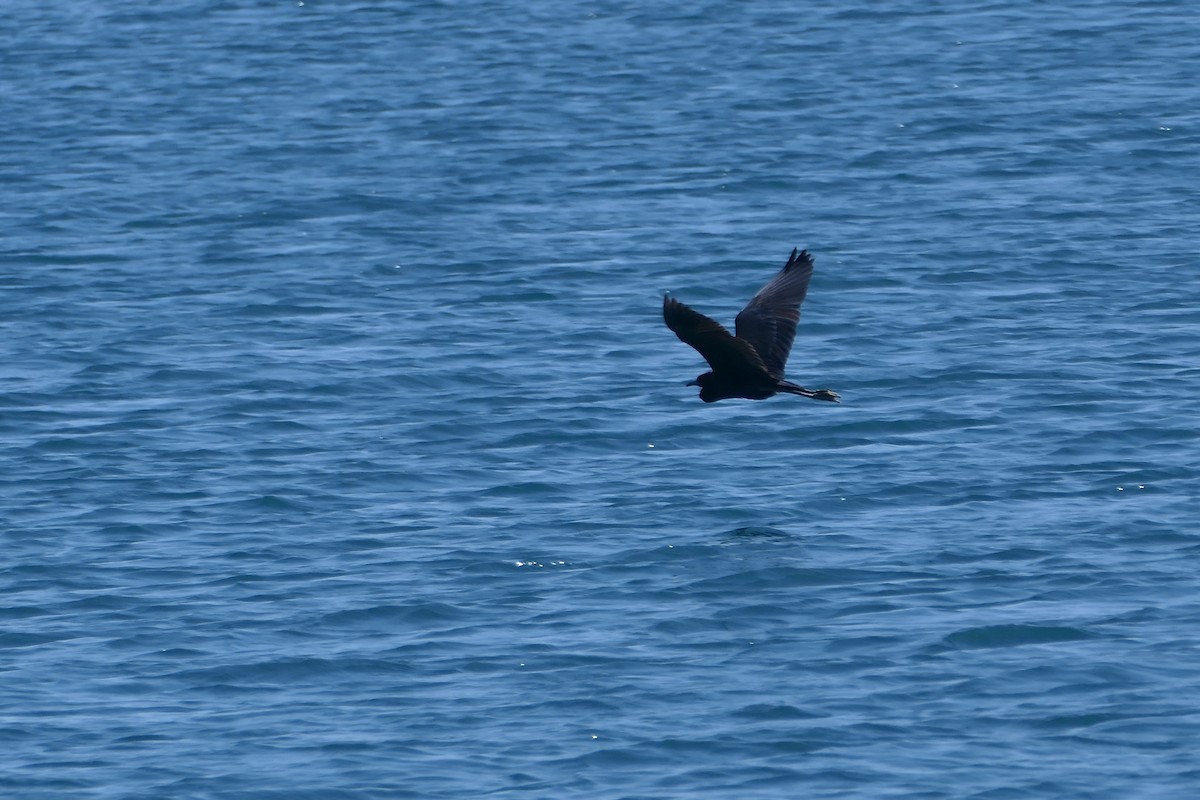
left=686, top=379, right=698, bottom=387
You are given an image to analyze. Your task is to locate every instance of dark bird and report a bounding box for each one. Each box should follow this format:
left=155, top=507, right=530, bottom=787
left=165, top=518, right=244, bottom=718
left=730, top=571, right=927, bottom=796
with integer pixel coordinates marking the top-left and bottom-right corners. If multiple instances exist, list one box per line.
left=663, top=248, right=840, bottom=404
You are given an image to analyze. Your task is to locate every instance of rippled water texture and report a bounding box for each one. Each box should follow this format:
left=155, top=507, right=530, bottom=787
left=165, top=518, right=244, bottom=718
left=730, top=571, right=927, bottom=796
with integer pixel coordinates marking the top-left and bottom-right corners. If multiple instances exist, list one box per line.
left=3, top=1, right=1199, bottom=797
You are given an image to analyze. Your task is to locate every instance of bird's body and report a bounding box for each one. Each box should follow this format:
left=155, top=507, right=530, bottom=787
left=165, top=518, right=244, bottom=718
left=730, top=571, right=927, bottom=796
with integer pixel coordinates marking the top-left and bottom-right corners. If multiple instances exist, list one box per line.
left=663, top=248, right=839, bottom=404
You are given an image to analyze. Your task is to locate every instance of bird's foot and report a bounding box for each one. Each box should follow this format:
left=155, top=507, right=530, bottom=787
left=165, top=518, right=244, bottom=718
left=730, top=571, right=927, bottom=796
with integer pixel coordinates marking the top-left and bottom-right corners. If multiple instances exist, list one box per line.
left=814, top=389, right=840, bottom=403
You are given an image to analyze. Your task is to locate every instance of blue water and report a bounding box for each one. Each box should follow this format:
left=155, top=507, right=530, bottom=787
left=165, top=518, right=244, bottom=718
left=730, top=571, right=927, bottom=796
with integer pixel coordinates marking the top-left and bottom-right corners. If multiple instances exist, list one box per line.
left=3, top=1, right=1199, bottom=797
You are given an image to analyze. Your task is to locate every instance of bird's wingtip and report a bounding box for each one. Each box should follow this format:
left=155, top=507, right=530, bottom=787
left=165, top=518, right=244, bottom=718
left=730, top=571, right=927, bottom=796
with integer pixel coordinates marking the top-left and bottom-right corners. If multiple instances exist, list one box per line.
left=784, top=247, right=814, bottom=271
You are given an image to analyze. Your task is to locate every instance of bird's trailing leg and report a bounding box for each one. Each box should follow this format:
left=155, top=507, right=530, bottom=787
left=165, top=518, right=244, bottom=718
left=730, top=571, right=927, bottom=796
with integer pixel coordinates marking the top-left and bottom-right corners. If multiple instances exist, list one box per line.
left=777, top=381, right=840, bottom=402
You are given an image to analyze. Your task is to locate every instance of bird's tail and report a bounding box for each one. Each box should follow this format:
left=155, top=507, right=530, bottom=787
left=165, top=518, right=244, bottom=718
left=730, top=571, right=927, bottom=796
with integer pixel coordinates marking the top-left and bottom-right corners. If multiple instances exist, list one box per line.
left=777, top=380, right=840, bottom=403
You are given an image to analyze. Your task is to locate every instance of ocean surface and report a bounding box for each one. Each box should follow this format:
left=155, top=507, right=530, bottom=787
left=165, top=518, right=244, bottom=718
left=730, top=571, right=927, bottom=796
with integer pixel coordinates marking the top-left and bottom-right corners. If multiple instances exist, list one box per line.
left=3, top=1, right=1199, bottom=797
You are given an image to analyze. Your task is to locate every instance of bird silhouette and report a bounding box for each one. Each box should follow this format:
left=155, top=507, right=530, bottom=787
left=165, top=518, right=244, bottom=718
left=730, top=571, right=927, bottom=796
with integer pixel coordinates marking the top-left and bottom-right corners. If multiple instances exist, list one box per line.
left=663, top=248, right=840, bottom=404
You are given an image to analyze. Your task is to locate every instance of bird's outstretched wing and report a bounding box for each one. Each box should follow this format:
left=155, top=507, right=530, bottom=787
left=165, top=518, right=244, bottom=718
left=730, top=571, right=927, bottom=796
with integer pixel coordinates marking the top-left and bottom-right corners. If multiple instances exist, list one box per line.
left=663, top=296, right=769, bottom=377
left=734, top=248, right=814, bottom=378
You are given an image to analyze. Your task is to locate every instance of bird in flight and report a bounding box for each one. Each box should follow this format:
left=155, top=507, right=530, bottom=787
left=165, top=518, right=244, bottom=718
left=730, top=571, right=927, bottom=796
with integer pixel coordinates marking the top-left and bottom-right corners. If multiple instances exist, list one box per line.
left=663, top=248, right=840, bottom=404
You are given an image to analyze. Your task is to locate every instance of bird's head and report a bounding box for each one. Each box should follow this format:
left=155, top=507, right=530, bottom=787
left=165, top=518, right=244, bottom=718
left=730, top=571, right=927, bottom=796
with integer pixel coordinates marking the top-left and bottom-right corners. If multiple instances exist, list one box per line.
left=689, top=372, right=723, bottom=403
